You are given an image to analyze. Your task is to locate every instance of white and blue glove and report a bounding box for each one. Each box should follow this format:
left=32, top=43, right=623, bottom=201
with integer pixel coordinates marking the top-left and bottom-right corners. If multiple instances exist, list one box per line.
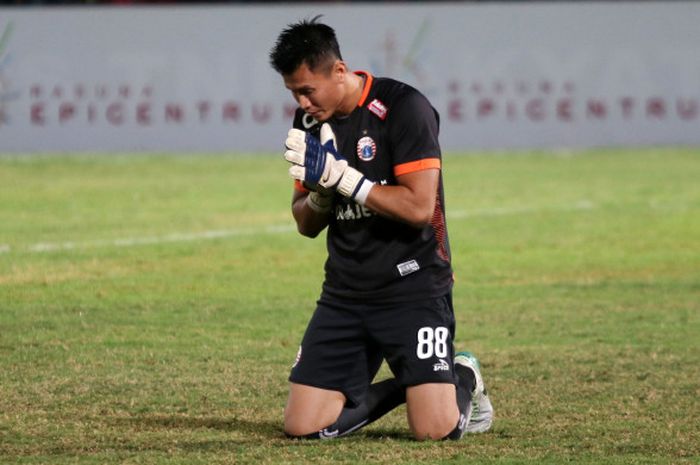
left=285, top=123, right=374, bottom=206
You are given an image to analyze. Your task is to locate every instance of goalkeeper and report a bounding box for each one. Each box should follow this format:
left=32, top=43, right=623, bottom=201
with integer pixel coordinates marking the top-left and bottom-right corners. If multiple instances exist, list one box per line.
left=269, top=17, right=494, bottom=440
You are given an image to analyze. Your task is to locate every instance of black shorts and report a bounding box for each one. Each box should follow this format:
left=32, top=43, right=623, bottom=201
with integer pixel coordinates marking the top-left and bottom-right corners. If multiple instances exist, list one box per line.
left=289, top=293, right=458, bottom=407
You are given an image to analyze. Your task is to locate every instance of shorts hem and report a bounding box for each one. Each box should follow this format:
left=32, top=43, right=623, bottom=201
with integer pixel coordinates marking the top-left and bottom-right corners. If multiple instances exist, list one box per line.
left=402, top=379, right=457, bottom=388
left=288, top=376, right=359, bottom=406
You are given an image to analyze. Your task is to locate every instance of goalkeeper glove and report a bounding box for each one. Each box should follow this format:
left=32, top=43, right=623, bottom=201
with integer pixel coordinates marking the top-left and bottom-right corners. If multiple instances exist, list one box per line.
left=284, top=123, right=374, bottom=205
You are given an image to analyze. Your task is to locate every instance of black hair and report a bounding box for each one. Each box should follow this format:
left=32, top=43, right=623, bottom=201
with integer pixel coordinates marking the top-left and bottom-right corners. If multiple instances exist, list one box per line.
left=269, top=15, right=343, bottom=75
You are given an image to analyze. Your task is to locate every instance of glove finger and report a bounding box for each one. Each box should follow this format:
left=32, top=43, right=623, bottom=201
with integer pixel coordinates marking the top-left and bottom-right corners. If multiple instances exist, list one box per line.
left=320, top=123, right=337, bottom=150
left=284, top=149, right=305, bottom=165
left=286, top=129, right=307, bottom=152
left=289, top=164, right=306, bottom=181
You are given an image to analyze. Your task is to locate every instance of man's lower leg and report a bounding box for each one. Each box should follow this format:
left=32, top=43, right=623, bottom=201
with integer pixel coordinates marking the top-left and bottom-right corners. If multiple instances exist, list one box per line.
left=286, top=378, right=405, bottom=439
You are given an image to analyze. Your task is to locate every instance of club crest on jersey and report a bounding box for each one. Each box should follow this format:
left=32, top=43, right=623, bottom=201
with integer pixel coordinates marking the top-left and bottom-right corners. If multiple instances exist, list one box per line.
left=356, top=136, right=376, bottom=161
left=368, top=99, right=388, bottom=120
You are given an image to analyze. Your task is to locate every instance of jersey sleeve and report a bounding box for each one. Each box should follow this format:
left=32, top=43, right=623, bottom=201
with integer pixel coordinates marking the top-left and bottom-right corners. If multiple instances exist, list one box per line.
left=387, top=90, right=441, bottom=177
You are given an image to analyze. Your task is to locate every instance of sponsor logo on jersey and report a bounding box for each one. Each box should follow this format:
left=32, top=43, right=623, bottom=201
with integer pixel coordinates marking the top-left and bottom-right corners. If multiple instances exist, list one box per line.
left=356, top=136, right=376, bottom=161
left=368, top=98, right=388, bottom=120
left=335, top=203, right=374, bottom=221
left=397, top=259, right=420, bottom=277
left=433, top=359, right=450, bottom=372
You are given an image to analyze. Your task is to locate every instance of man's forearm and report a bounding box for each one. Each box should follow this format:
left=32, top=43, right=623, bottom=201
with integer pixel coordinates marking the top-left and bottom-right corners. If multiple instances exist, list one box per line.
left=292, top=194, right=331, bottom=238
left=363, top=169, right=440, bottom=229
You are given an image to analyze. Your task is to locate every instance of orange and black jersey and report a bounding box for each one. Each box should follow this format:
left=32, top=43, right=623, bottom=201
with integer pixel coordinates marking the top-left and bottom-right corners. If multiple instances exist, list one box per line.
left=293, top=72, right=453, bottom=303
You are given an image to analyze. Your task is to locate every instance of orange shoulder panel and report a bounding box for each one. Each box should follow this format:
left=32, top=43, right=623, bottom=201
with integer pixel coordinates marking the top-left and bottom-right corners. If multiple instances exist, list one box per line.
left=394, top=158, right=441, bottom=177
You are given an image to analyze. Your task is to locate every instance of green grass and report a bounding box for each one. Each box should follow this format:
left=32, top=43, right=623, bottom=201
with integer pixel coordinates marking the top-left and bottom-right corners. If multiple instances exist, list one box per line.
left=1, top=148, right=699, bottom=464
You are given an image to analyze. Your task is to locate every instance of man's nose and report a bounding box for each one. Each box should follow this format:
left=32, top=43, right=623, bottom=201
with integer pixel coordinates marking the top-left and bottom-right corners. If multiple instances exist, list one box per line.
left=298, top=95, right=312, bottom=110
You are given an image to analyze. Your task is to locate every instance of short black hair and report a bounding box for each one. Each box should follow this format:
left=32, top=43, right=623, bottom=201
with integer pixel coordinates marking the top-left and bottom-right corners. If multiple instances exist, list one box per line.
left=269, top=16, right=343, bottom=76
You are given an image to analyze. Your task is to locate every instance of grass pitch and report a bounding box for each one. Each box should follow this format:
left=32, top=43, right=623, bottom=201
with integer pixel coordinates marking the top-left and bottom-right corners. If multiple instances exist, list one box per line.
left=0, top=148, right=698, bottom=464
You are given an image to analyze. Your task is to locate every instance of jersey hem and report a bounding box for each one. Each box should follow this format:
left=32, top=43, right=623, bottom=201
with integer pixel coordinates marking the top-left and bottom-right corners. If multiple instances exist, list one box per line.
left=320, top=281, right=453, bottom=305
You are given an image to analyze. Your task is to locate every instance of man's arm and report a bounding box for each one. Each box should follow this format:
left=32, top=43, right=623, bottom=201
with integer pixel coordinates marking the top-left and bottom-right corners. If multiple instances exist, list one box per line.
left=363, top=168, right=439, bottom=229
left=291, top=188, right=331, bottom=238
left=292, top=167, right=438, bottom=237
left=284, top=123, right=440, bottom=231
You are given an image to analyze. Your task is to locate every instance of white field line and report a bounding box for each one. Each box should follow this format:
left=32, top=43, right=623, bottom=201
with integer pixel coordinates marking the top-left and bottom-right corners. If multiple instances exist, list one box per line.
left=0, top=224, right=296, bottom=254
left=0, top=201, right=596, bottom=255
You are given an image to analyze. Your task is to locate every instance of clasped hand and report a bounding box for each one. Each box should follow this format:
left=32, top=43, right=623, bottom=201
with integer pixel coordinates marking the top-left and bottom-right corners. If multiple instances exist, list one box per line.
left=284, top=123, right=348, bottom=191
left=284, top=123, right=374, bottom=205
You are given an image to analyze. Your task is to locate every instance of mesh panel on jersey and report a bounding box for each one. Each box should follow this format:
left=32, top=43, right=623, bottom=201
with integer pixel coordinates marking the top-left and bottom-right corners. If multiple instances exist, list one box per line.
left=431, top=195, right=450, bottom=263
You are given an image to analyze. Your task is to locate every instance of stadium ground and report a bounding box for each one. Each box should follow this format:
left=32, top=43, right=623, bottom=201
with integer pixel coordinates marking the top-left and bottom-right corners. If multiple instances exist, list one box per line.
left=1, top=148, right=698, bottom=464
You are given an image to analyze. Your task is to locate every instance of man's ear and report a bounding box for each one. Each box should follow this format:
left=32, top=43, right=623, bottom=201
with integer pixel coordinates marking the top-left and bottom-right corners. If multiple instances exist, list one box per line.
left=332, top=60, right=347, bottom=83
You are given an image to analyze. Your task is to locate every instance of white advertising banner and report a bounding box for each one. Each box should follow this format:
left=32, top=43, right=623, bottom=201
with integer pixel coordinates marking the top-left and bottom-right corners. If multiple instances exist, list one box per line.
left=1, top=3, right=699, bottom=152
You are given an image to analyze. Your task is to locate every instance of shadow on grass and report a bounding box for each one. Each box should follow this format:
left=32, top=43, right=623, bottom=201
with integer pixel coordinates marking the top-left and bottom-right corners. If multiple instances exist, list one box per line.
left=10, top=416, right=421, bottom=457
left=361, top=428, right=415, bottom=441
left=112, top=414, right=283, bottom=437
left=109, top=414, right=414, bottom=443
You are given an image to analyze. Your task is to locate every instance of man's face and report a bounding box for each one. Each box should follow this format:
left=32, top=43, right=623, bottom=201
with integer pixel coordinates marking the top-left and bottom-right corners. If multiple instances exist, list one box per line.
left=283, top=61, right=344, bottom=122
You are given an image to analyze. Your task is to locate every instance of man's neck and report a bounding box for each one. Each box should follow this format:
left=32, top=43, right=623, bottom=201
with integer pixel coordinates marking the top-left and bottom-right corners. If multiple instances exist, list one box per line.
left=336, top=72, right=366, bottom=117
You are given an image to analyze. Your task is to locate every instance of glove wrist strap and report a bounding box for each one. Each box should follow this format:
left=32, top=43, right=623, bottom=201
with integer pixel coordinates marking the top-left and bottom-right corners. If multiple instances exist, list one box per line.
left=337, top=167, right=374, bottom=206
left=353, top=178, right=374, bottom=205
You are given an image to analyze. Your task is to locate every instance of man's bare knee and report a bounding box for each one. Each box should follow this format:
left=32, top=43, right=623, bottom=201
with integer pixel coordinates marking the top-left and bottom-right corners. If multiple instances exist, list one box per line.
left=406, top=383, right=460, bottom=441
left=284, top=413, right=323, bottom=437
left=283, top=405, right=339, bottom=437
left=410, top=417, right=458, bottom=441
left=284, top=383, right=345, bottom=438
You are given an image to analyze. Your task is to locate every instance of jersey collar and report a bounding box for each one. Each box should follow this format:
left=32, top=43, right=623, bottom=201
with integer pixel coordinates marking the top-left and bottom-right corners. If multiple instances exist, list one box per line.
left=355, top=71, right=374, bottom=108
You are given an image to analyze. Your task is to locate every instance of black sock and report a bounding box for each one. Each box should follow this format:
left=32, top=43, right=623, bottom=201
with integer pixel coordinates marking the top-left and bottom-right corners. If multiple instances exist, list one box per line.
left=441, top=363, right=476, bottom=440
left=287, top=378, right=405, bottom=439
left=444, top=413, right=469, bottom=440
left=454, top=364, right=475, bottom=414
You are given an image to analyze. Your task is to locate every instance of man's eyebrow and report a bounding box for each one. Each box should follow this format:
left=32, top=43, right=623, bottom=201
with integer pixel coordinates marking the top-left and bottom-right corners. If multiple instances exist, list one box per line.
left=287, top=84, right=314, bottom=92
